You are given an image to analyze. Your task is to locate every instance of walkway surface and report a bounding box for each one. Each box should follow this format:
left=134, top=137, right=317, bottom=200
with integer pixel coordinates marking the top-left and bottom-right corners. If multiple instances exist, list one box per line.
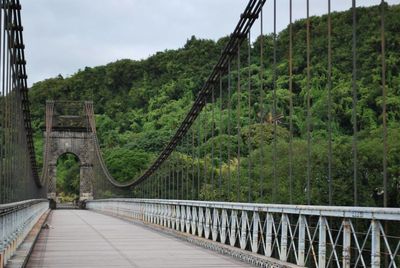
left=26, top=210, right=252, bottom=268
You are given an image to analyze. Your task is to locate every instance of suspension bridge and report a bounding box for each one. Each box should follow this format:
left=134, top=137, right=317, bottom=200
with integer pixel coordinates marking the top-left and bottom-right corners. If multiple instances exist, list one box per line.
left=1, top=0, right=400, bottom=267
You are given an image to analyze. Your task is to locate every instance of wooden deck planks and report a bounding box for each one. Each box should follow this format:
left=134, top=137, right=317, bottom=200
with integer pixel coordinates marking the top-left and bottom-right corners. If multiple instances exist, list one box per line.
left=26, top=210, right=252, bottom=268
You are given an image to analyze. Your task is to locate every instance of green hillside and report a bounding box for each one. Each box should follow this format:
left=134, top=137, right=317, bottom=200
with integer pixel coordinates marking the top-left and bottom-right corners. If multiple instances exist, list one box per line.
left=29, top=3, right=400, bottom=206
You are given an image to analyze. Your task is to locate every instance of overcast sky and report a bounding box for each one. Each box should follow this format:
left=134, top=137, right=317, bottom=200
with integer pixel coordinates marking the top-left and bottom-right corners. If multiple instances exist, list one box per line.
left=21, top=0, right=399, bottom=86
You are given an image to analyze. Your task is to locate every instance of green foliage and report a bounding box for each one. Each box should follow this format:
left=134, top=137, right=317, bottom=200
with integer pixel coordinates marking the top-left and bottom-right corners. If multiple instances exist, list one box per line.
left=29, top=4, right=400, bottom=206
left=104, top=148, right=153, bottom=183
left=56, top=154, right=80, bottom=199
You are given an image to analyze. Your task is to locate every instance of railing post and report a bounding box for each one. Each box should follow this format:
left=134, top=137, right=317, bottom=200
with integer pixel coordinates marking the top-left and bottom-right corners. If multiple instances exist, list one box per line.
left=186, top=206, right=191, bottom=234
left=371, top=220, right=381, bottom=268
left=155, top=204, right=158, bottom=224
left=145, top=203, right=149, bottom=221
left=149, top=204, right=153, bottom=223
left=342, top=219, right=351, bottom=268
left=212, top=208, right=219, bottom=241
left=152, top=204, right=156, bottom=224
left=159, top=204, right=162, bottom=225
left=175, top=205, right=180, bottom=230
left=240, top=211, right=248, bottom=249
left=135, top=202, right=138, bottom=219
left=158, top=204, right=162, bottom=224
left=180, top=205, right=186, bottom=232
left=152, top=204, right=155, bottom=223
left=171, top=205, right=176, bottom=230
left=164, top=204, right=168, bottom=226
left=251, top=212, right=260, bottom=253
left=298, top=215, right=306, bottom=266
left=280, top=214, right=288, bottom=262
left=318, top=216, right=327, bottom=268
left=163, top=204, right=166, bottom=225
left=265, top=212, right=273, bottom=257
left=145, top=203, right=148, bottom=222
left=221, top=209, right=228, bottom=244
left=229, top=210, right=238, bottom=247
left=153, top=204, right=157, bottom=223
left=198, top=207, right=204, bottom=237
left=191, top=206, right=197, bottom=235
left=205, top=207, right=211, bottom=239
left=167, top=205, right=172, bottom=228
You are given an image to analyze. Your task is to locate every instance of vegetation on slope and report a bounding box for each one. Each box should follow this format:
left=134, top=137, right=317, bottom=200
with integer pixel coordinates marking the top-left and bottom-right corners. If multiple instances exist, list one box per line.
left=29, top=4, right=400, bottom=206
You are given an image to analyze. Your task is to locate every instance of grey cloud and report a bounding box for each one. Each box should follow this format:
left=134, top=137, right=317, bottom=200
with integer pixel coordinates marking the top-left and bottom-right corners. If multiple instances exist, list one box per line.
left=21, top=0, right=399, bottom=86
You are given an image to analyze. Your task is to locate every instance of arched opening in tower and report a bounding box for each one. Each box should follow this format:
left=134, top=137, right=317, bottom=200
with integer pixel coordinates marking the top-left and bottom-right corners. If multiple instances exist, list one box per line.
left=56, top=153, right=80, bottom=205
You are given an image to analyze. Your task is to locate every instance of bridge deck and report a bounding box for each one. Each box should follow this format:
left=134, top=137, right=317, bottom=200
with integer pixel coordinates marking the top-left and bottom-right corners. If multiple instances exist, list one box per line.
left=26, top=210, right=251, bottom=268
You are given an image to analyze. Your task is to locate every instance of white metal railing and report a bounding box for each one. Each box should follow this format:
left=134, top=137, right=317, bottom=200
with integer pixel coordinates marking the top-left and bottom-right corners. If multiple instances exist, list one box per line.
left=0, top=199, right=49, bottom=266
left=87, top=199, right=400, bottom=268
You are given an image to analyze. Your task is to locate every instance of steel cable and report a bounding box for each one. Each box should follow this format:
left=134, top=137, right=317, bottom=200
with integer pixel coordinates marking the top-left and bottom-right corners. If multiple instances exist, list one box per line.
left=247, top=30, right=252, bottom=203
left=211, top=86, right=215, bottom=199
left=0, top=1, right=5, bottom=203
left=380, top=0, right=388, bottom=208
left=192, top=128, right=195, bottom=200
left=100, top=0, right=266, bottom=188
left=288, top=0, right=294, bottom=204
left=237, top=42, right=241, bottom=202
left=197, top=118, right=201, bottom=199
left=227, top=59, right=232, bottom=201
left=272, top=0, right=277, bottom=203
left=186, top=134, right=189, bottom=200
left=259, top=7, right=264, bottom=201
left=352, top=0, right=358, bottom=206
left=306, top=0, right=312, bottom=205
left=327, top=0, right=333, bottom=206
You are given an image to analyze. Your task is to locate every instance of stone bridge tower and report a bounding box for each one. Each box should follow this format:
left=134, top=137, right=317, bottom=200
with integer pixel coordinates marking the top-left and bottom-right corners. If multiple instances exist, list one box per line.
left=43, top=101, right=95, bottom=201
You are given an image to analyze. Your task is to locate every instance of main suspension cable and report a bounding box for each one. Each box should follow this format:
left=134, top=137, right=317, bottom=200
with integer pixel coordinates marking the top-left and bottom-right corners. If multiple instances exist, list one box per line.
left=96, top=0, right=266, bottom=188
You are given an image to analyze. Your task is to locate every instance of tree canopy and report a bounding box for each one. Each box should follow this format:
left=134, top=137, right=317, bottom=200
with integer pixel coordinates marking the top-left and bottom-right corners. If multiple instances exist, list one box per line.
left=29, top=4, right=400, bottom=206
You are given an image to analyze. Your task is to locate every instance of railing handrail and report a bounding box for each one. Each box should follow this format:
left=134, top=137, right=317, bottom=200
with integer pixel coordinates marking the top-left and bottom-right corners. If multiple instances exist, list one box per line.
left=0, top=199, right=48, bottom=215
left=88, top=198, right=400, bottom=221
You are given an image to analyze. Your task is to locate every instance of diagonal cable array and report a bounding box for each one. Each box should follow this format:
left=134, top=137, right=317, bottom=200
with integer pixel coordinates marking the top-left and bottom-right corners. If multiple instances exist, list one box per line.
left=0, top=0, right=43, bottom=204
left=125, top=0, right=397, bottom=209
left=102, top=0, right=266, bottom=188
left=0, top=0, right=396, bottom=212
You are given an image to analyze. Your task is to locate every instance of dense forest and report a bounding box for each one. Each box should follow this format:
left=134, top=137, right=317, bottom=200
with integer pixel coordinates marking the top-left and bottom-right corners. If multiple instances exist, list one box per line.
left=29, top=3, right=400, bottom=206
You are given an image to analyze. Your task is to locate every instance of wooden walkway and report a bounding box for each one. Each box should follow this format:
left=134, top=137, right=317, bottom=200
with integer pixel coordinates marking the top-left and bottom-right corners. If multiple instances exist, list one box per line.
left=26, top=210, right=252, bottom=268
